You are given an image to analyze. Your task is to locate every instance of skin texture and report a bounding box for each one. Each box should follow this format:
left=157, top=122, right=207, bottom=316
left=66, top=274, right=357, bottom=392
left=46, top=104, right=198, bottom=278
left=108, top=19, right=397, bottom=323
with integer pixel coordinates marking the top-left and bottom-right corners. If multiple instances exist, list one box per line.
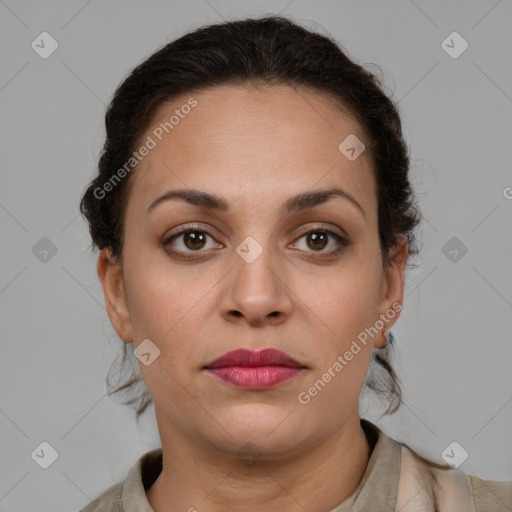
left=97, top=84, right=409, bottom=512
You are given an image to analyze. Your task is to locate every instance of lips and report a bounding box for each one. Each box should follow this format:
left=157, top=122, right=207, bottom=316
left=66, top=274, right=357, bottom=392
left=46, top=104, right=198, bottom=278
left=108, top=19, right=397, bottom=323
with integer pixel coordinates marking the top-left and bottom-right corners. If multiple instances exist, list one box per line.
left=204, top=349, right=306, bottom=390
left=204, top=348, right=305, bottom=369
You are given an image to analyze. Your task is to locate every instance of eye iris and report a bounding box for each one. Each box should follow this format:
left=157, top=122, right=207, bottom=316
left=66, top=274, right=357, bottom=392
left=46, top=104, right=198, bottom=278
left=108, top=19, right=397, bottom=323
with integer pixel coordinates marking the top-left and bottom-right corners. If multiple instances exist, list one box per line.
left=307, top=232, right=328, bottom=251
left=184, top=231, right=206, bottom=250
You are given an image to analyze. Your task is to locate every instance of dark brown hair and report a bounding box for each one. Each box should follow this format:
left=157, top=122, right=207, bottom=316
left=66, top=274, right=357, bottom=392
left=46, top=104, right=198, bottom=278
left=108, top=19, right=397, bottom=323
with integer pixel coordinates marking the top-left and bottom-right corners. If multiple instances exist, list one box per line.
left=80, top=15, right=422, bottom=419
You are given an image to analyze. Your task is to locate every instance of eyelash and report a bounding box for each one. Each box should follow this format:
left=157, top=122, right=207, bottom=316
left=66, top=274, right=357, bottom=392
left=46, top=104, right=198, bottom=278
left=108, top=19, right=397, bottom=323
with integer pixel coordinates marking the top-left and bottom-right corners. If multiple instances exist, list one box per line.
left=162, top=224, right=349, bottom=260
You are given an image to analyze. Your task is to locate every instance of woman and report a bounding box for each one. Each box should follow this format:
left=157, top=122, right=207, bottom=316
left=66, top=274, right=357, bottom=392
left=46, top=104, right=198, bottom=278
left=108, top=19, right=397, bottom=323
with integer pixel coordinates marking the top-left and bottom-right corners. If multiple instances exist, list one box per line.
left=78, top=15, right=511, bottom=512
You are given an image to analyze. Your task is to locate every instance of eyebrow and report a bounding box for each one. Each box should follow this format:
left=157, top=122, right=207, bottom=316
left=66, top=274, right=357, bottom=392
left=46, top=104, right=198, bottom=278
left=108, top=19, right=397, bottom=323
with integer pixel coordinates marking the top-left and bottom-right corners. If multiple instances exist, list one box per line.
left=146, top=187, right=365, bottom=219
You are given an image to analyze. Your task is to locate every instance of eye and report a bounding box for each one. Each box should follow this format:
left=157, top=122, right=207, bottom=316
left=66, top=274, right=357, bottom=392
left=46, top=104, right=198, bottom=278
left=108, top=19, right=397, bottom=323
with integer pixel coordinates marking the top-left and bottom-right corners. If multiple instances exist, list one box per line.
left=162, top=224, right=349, bottom=260
left=163, top=227, right=222, bottom=256
left=290, top=228, right=348, bottom=255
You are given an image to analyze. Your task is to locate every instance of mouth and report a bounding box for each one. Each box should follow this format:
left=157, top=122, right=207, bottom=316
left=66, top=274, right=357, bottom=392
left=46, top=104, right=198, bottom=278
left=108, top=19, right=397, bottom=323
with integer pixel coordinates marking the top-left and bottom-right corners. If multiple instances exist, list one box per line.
left=203, top=348, right=307, bottom=390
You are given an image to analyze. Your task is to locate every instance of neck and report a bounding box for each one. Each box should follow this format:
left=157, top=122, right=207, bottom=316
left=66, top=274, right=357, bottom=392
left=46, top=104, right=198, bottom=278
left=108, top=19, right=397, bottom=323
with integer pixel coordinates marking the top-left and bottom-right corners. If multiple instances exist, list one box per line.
left=146, top=410, right=372, bottom=512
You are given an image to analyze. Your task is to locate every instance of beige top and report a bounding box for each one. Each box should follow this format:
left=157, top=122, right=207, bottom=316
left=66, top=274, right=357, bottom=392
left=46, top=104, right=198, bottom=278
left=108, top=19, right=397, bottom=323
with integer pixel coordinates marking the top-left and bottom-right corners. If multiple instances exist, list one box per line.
left=79, top=419, right=511, bottom=511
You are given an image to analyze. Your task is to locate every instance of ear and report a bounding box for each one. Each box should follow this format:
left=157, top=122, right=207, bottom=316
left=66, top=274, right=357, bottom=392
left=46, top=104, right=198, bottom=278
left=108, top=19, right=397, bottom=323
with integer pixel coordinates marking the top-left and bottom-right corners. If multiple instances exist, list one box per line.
left=96, top=248, right=133, bottom=343
left=374, top=235, right=409, bottom=348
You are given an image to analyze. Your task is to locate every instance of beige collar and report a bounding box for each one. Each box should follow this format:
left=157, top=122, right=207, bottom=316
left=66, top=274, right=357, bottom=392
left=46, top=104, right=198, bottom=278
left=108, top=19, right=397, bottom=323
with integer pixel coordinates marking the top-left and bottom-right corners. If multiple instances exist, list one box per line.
left=396, top=444, right=476, bottom=511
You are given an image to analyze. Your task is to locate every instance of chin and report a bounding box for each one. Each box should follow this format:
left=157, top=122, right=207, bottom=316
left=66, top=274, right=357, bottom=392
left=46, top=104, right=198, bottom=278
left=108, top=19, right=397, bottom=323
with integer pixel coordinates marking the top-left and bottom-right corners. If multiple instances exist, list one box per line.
left=210, top=407, right=312, bottom=455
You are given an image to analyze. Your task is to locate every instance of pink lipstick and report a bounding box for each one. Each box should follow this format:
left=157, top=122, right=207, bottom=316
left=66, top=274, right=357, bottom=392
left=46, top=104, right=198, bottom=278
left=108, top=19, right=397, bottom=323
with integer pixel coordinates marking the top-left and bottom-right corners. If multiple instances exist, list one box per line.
left=204, top=348, right=306, bottom=390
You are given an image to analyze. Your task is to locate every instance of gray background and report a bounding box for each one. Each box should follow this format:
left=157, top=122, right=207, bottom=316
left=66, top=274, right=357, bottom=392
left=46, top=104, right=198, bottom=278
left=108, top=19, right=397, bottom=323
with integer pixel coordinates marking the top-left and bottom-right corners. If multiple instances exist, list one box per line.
left=1, top=0, right=511, bottom=510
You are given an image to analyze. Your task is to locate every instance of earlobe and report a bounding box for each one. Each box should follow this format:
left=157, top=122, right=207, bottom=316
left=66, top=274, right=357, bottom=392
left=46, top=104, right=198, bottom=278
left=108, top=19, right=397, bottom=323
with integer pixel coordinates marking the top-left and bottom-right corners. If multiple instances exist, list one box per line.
left=375, top=235, right=409, bottom=348
left=96, top=248, right=134, bottom=343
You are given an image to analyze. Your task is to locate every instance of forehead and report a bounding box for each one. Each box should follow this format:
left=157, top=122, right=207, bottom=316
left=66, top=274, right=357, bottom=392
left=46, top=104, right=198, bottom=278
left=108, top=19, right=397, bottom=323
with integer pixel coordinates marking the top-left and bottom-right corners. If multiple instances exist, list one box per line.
left=128, top=84, right=376, bottom=218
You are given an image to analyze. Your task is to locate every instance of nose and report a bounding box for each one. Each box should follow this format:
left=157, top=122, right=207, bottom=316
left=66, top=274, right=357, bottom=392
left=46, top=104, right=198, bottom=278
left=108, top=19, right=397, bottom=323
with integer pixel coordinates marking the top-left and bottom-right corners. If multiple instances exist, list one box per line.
left=220, top=244, right=293, bottom=327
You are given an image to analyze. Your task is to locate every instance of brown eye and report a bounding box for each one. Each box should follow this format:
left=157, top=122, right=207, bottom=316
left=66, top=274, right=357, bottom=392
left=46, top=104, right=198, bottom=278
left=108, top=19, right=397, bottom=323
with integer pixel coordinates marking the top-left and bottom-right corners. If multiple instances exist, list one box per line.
left=291, top=229, right=348, bottom=256
left=306, top=232, right=328, bottom=251
left=181, top=231, right=207, bottom=250
left=163, top=229, right=219, bottom=254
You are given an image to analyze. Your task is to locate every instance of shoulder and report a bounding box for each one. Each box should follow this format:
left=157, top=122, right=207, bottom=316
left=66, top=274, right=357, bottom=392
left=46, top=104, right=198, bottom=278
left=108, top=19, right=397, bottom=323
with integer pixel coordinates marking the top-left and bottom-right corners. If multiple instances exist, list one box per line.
left=78, top=448, right=162, bottom=512
left=397, top=442, right=512, bottom=512
left=469, top=474, right=512, bottom=512
left=79, top=481, right=123, bottom=512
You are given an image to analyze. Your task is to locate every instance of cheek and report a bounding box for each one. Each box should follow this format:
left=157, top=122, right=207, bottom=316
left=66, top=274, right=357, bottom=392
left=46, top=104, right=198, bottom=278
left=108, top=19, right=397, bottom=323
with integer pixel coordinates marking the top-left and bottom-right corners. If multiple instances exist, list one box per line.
left=305, top=264, right=382, bottom=343
left=124, top=268, right=204, bottom=399
left=296, top=350, right=372, bottom=438
left=307, top=286, right=376, bottom=386
left=123, top=256, right=214, bottom=365
left=123, top=242, right=187, bottom=333
left=297, top=261, right=381, bottom=400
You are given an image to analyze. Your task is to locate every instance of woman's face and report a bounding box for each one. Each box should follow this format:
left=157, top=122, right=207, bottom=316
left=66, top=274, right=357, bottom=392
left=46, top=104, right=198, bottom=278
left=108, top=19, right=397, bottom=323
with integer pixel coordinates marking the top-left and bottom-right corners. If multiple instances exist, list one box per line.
left=98, top=84, right=408, bottom=458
